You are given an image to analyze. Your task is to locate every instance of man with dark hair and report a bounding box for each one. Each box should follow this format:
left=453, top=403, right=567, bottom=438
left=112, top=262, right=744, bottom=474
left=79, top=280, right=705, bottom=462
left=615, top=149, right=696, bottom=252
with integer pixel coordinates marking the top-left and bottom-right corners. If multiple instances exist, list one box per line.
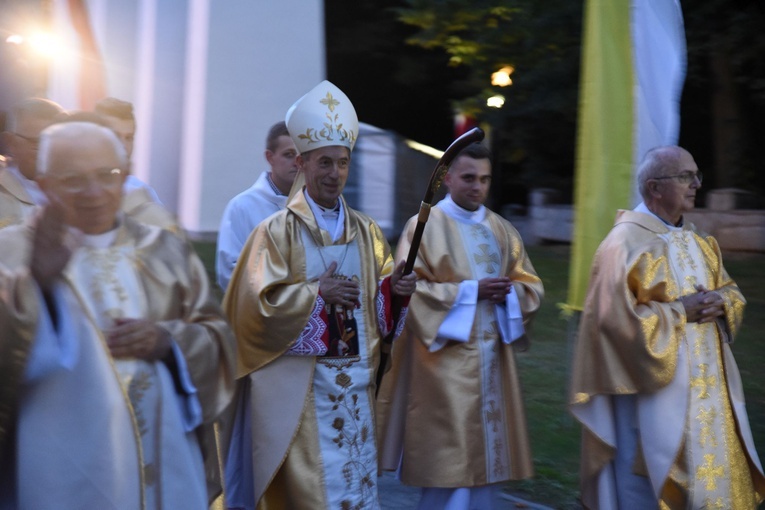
left=216, top=121, right=299, bottom=289
left=0, top=97, right=63, bottom=227
left=93, top=97, right=178, bottom=231
left=569, top=146, right=764, bottom=508
left=378, top=143, right=544, bottom=509
left=223, top=81, right=416, bottom=510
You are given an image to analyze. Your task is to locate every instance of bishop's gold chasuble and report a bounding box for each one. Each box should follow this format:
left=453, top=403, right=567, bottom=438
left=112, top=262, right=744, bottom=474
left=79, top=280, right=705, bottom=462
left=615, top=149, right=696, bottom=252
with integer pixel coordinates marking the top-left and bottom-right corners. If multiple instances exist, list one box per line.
left=224, top=191, right=395, bottom=510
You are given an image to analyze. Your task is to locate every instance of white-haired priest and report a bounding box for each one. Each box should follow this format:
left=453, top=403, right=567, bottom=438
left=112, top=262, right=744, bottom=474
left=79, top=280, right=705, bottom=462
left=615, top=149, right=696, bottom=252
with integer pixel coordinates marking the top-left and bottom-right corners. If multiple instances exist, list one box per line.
left=0, top=121, right=236, bottom=509
left=222, top=81, right=416, bottom=510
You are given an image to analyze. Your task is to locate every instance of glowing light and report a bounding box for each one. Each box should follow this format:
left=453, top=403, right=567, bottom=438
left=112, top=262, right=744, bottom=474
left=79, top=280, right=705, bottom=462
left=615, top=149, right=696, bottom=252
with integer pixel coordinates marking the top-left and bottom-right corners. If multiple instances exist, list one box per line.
left=28, top=32, right=62, bottom=59
left=6, top=34, right=24, bottom=45
left=405, top=140, right=444, bottom=159
left=487, top=95, right=505, bottom=108
left=491, top=66, right=515, bottom=87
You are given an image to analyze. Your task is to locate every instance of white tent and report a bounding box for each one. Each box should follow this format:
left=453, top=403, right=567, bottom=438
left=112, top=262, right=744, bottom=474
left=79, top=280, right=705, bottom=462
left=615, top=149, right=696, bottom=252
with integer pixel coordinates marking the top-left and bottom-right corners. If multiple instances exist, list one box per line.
left=346, top=123, right=441, bottom=240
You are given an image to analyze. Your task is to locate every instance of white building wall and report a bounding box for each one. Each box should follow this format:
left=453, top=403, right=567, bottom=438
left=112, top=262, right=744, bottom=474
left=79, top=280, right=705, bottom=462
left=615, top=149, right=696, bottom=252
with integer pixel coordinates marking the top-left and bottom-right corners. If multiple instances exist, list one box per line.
left=187, top=0, right=325, bottom=234
left=48, top=0, right=326, bottom=235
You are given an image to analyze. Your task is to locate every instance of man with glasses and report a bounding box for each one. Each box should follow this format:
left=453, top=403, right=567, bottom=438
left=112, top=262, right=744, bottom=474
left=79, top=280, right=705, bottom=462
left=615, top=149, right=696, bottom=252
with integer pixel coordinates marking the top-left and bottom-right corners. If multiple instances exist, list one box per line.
left=0, top=121, right=235, bottom=509
left=569, top=146, right=764, bottom=508
left=0, top=97, right=63, bottom=228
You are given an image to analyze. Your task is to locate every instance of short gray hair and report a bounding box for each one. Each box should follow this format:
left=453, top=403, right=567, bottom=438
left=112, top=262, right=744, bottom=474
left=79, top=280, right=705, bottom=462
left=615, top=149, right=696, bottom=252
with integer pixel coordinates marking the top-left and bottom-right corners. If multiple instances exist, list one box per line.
left=37, top=122, right=128, bottom=176
left=637, top=146, right=684, bottom=199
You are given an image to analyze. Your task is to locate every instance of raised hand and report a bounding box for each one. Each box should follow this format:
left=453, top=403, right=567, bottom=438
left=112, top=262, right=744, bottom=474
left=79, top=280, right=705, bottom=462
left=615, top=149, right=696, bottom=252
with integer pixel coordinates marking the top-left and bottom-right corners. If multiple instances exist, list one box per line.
left=31, top=197, right=73, bottom=291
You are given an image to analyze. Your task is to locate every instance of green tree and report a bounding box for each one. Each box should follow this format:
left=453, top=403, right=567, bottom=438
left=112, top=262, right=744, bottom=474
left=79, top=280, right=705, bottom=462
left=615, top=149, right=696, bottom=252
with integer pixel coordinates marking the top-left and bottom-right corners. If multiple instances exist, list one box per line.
left=395, top=0, right=584, bottom=206
left=681, top=0, right=765, bottom=200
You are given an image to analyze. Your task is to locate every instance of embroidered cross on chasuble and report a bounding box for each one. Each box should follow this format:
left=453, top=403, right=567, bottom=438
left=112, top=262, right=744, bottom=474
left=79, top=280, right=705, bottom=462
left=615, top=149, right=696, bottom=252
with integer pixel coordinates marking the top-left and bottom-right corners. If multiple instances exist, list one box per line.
left=658, top=230, right=754, bottom=508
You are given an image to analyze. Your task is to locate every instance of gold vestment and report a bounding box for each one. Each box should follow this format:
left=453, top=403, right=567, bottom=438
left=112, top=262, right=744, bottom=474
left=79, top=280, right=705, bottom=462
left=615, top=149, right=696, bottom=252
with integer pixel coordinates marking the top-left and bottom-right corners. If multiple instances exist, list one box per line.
left=377, top=206, right=544, bottom=487
left=223, top=190, right=395, bottom=509
left=0, top=216, right=235, bottom=505
left=569, top=210, right=765, bottom=509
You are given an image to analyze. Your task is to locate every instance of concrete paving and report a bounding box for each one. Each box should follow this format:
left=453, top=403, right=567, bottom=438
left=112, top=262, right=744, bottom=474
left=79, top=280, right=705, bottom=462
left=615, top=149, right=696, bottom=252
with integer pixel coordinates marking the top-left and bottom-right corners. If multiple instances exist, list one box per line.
left=378, top=472, right=555, bottom=510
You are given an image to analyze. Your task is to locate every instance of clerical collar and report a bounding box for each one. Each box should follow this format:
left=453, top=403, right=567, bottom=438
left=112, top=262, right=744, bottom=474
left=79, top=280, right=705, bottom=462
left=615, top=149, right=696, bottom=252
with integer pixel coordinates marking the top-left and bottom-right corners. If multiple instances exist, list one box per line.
left=634, top=202, right=683, bottom=230
left=439, top=194, right=486, bottom=224
left=265, top=172, right=287, bottom=196
left=7, top=165, right=48, bottom=205
left=304, top=190, right=345, bottom=242
left=73, top=214, right=123, bottom=248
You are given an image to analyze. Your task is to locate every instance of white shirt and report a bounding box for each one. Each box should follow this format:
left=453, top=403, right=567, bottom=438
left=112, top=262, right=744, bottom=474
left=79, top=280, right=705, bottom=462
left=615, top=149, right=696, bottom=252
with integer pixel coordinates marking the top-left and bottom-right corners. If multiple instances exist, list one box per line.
left=216, top=172, right=288, bottom=290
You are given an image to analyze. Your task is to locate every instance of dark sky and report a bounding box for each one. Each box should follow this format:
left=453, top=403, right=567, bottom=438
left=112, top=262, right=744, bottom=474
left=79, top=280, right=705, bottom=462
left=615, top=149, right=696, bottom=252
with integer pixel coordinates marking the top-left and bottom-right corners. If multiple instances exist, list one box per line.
left=324, top=0, right=463, bottom=150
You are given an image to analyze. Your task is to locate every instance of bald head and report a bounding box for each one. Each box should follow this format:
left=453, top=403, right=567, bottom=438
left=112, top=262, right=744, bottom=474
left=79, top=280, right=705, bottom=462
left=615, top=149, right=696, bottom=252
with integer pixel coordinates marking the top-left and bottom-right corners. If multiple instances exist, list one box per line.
left=637, top=146, right=691, bottom=200
left=637, top=145, right=701, bottom=225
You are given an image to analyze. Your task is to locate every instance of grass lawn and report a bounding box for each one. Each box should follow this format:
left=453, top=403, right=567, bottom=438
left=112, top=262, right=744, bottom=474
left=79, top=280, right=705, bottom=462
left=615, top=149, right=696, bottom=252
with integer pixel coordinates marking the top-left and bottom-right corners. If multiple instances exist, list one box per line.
left=193, top=240, right=765, bottom=508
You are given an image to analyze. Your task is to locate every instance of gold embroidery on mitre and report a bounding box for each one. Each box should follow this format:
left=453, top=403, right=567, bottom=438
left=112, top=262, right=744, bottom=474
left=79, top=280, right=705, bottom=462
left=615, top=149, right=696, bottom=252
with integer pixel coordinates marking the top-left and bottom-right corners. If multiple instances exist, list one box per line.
left=297, top=91, right=356, bottom=148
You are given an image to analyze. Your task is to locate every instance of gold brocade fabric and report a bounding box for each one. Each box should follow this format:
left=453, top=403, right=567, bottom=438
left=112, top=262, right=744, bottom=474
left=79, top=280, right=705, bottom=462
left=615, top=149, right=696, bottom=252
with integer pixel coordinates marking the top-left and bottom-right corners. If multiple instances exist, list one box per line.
left=0, top=227, right=38, bottom=459
left=0, top=217, right=236, bottom=504
left=569, top=210, right=765, bottom=509
left=0, top=168, right=36, bottom=229
left=224, top=190, right=393, bottom=378
left=122, top=187, right=182, bottom=234
left=377, top=207, right=544, bottom=487
left=223, top=190, right=395, bottom=508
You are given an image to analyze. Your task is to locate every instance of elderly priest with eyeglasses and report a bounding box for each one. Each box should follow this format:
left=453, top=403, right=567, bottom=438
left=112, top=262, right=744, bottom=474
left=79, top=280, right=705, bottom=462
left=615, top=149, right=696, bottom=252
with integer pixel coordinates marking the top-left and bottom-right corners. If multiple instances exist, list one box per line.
left=0, top=121, right=236, bottom=510
left=569, top=145, right=765, bottom=509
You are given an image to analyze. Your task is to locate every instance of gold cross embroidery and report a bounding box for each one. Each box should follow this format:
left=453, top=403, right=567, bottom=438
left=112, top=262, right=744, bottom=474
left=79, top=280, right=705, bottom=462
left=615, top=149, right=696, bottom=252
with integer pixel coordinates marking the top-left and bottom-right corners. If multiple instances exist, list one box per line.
left=692, top=327, right=710, bottom=357
left=483, top=320, right=499, bottom=342
left=696, top=453, right=725, bottom=491
left=474, top=244, right=500, bottom=274
left=470, top=224, right=490, bottom=241
left=697, top=406, right=718, bottom=448
left=320, top=91, right=340, bottom=112
left=485, top=400, right=502, bottom=432
left=690, top=364, right=717, bottom=400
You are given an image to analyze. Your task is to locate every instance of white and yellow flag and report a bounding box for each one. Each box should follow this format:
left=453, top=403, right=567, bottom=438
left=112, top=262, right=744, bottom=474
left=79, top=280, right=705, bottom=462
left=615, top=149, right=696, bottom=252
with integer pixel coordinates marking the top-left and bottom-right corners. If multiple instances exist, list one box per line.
left=566, top=0, right=687, bottom=310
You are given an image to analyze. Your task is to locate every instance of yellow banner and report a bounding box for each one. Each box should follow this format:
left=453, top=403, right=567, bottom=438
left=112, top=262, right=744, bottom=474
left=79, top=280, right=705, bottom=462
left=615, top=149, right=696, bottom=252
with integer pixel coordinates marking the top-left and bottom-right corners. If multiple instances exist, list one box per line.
left=566, top=0, right=635, bottom=310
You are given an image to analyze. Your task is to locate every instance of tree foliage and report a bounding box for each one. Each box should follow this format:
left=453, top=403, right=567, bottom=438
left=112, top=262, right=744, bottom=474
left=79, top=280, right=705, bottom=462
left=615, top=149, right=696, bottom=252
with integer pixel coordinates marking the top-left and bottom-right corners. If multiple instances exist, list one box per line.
left=681, top=0, right=765, bottom=198
left=394, top=0, right=583, bottom=205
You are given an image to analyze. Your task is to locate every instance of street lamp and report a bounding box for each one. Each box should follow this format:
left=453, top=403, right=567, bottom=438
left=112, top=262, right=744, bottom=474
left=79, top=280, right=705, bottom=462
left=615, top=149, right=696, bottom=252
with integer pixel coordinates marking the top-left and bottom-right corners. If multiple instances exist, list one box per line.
left=487, top=95, right=505, bottom=108
left=491, top=66, right=514, bottom=87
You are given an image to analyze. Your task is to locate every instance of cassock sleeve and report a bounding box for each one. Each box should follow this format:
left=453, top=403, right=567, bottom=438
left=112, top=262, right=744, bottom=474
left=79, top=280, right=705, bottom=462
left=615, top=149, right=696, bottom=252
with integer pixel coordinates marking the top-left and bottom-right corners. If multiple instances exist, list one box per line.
left=571, top=227, right=687, bottom=402
left=155, top=247, right=236, bottom=424
left=224, top=215, right=321, bottom=378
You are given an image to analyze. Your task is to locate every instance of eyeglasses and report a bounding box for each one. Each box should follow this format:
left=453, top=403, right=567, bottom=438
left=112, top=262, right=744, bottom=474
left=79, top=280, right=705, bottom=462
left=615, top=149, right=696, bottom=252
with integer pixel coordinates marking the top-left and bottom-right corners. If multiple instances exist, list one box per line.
left=52, top=168, right=125, bottom=194
left=652, top=170, right=703, bottom=185
left=13, top=132, right=40, bottom=149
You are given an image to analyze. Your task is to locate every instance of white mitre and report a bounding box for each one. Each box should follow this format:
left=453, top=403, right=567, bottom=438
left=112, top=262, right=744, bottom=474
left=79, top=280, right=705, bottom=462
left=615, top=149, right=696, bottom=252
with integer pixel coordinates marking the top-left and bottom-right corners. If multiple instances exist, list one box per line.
left=285, top=80, right=358, bottom=154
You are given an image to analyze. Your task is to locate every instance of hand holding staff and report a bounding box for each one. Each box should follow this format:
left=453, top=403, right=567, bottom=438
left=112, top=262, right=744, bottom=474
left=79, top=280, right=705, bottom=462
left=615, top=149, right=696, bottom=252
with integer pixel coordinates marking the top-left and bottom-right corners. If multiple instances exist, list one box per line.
left=375, top=127, right=485, bottom=395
